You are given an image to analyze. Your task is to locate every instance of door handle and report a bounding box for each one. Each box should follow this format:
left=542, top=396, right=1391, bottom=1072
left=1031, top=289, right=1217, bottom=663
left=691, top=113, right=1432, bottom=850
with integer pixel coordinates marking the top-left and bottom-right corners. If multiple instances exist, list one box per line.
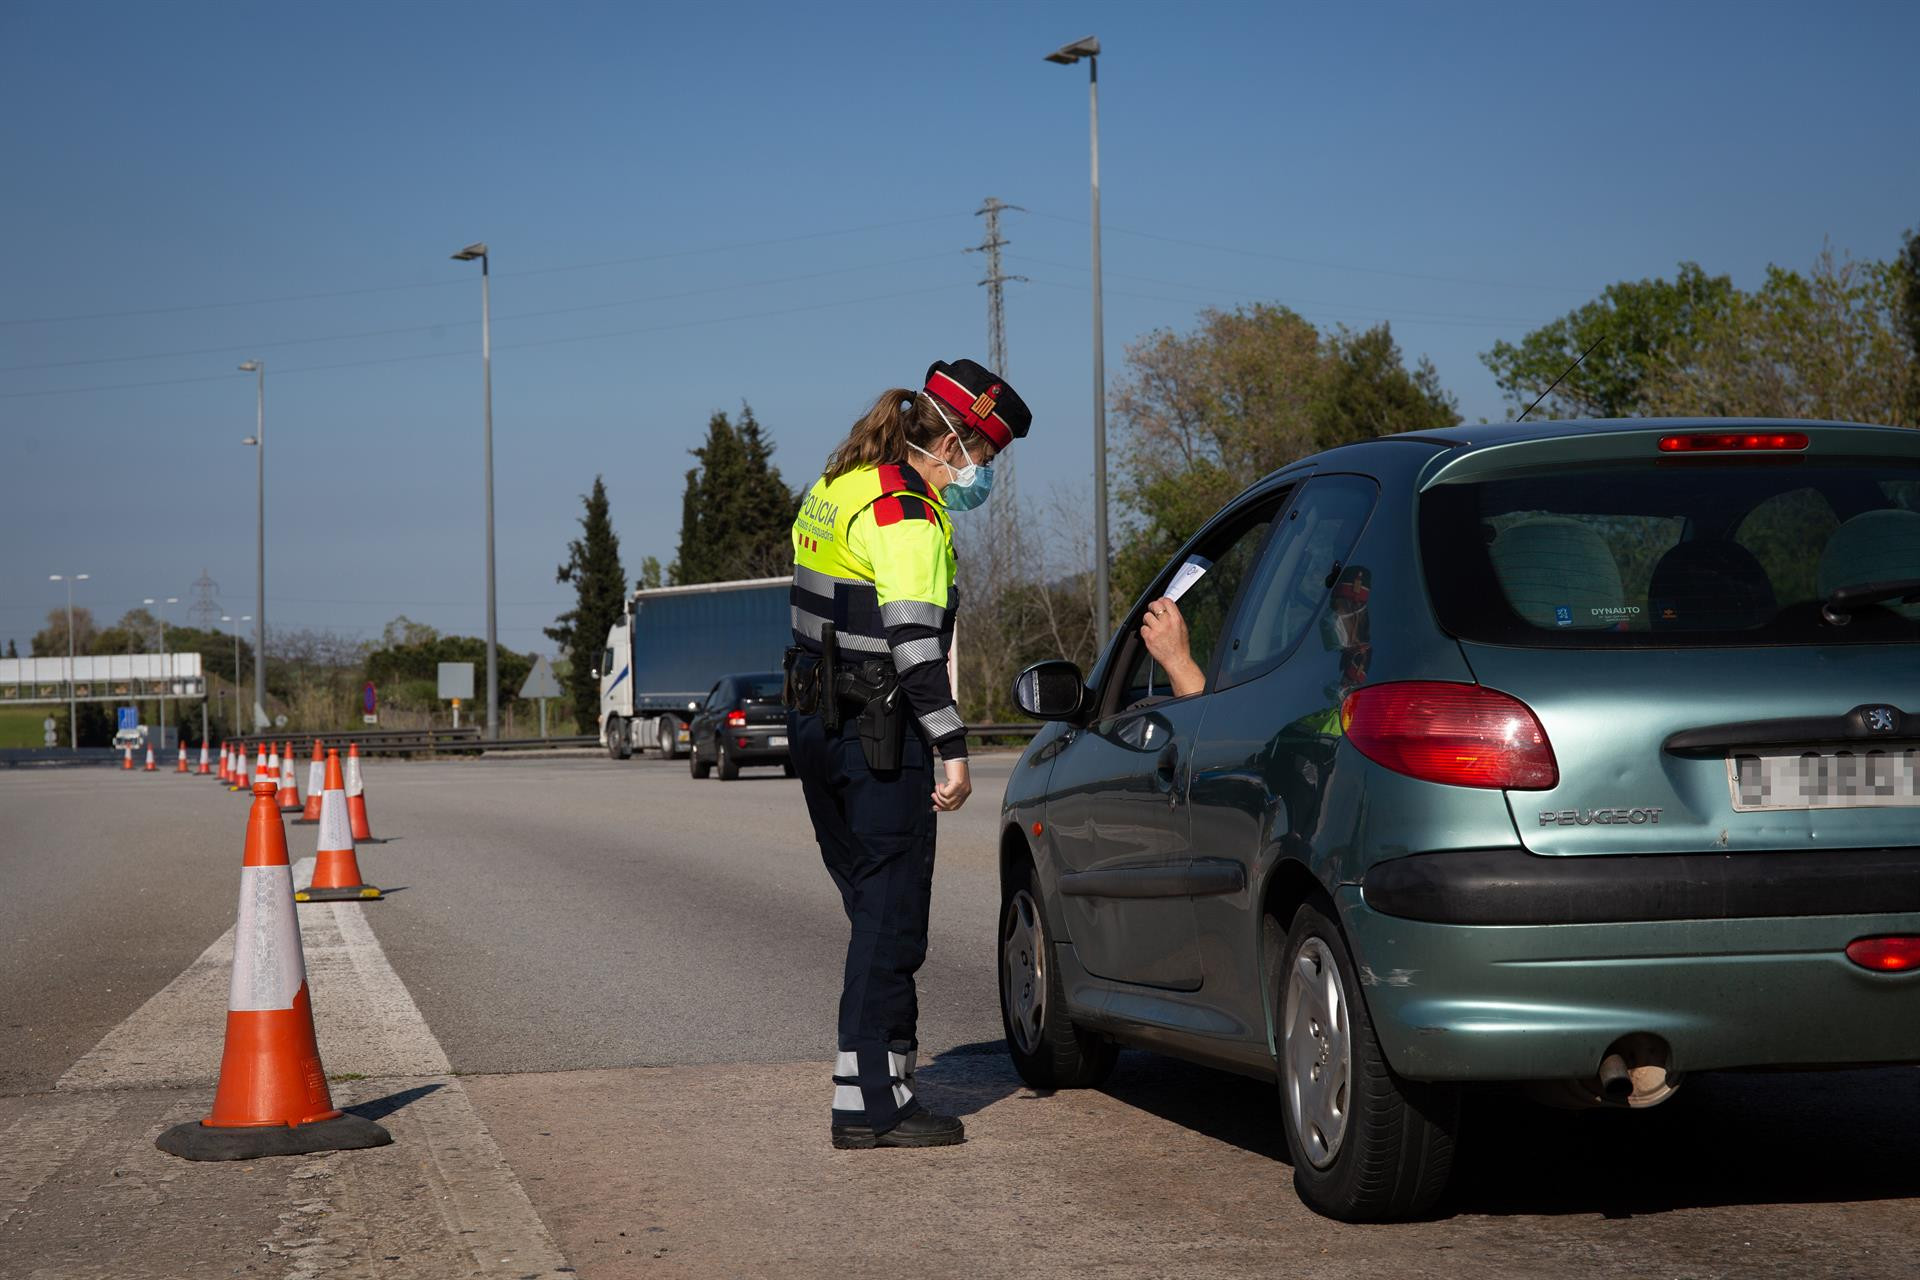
left=1153, top=742, right=1179, bottom=798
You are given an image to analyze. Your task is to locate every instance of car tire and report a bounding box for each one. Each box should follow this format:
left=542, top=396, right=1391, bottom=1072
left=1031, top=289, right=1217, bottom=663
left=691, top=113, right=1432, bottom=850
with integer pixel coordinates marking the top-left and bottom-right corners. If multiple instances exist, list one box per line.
left=656, top=719, right=679, bottom=758
left=689, top=739, right=711, bottom=779
left=606, top=716, right=630, bottom=761
left=1276, top=901, right=1458, bottom=1223
left=1000, top=856, right=1116, bottom=1090
left=717, top=739, right=739, bottom=781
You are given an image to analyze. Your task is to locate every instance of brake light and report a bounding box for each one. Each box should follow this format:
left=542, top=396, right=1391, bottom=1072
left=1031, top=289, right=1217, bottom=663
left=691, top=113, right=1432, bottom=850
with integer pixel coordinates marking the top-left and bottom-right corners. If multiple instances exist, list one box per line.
left=727, top=710, right=747, bottom=727
left=1341, top=682, right=1558, bottom=790
left=1846, top=936, right=1920, bottom=972
left=1656, top=431, right=1808, bottom=453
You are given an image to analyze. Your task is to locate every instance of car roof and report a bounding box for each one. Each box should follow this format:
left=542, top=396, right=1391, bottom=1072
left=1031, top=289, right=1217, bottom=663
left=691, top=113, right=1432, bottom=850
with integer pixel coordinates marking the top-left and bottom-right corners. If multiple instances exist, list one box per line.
left=1338, top=416, right=1912, bottom=452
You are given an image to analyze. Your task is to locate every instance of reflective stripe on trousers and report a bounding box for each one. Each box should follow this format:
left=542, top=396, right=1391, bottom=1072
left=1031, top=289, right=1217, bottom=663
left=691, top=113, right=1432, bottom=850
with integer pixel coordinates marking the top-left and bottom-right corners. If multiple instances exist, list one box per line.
left=790, top=705, right=936, bottom=1133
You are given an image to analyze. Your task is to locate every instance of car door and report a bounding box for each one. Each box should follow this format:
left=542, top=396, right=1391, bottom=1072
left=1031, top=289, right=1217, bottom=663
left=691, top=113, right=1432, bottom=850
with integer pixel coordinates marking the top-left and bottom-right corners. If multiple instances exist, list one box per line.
left=695, top=679, right=728, bottom=752
left=1181, top=475, right=1383, bottom=1033
left=1043, top=491, right=1292, bottom=990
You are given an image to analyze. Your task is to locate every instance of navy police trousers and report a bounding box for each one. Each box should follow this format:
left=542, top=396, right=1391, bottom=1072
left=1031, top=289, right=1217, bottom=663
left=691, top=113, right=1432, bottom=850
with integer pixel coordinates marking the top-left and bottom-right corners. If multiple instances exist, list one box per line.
left=789, top=706, right=936, bottom=1135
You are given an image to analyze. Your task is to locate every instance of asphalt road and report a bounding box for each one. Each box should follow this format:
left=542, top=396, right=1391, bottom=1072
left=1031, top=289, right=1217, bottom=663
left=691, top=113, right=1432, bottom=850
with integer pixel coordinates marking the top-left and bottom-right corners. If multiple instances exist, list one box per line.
left=5, top=754, right=1920, bottom=1278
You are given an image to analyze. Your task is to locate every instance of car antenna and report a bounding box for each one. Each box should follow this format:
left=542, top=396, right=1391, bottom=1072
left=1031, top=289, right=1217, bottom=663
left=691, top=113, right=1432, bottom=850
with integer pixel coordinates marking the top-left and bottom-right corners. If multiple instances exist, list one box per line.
left=1517, top=335, right=1605, bottom=422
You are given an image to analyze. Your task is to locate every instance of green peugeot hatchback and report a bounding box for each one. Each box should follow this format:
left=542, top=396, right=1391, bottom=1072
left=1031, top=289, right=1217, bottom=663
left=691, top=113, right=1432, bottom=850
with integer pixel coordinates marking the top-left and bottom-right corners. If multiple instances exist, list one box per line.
left=1000, top=419, right=1920, bottom=1221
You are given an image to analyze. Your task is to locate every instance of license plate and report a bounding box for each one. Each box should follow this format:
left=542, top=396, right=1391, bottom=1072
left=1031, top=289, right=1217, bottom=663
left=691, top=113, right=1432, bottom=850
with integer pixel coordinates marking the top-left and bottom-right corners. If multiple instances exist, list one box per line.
left=769, top=735, right=788, bottom=748
left=1728, top=746, right=1920, bottom=811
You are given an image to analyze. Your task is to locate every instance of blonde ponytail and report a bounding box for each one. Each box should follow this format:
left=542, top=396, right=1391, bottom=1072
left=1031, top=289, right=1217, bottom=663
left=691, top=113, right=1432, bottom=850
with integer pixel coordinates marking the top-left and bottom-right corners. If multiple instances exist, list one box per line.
left=822, top=387, right=995, bottom=481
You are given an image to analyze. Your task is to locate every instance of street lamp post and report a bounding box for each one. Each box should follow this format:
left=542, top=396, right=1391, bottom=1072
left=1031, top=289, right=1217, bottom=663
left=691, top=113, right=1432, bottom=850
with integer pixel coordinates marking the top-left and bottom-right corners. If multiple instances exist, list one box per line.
left=451, top=242, right=498, bottom=740
left=143, top=597, right=179, bottom=747
left=221, top=615, right=251, bottom=739
left=1046, top=35, right=1111, bottom=638
left=238, top=360, right=266, bottom=732
left=49, top=573, right=88, bottom=750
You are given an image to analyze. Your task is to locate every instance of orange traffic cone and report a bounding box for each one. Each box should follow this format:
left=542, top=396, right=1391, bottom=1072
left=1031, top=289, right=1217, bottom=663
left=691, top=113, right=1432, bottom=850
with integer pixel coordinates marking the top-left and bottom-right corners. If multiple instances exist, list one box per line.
left=242, top=744, right=265, bottom=795
left=123, top=744, right=134, bottom=771
left=220, top=743, right=235, bottom=785
left=198, top=740, right=212, bottom=775
left=144, top=742, right=158, bottom=772
left=277, top=741, right=302, bottom=814
left=296, top=749, right=381, bottom=903
left=295, top=740, right=324, bottom=826
left=154, top=770, right=391, bottom=1161
left=177, top=741, right=190, bottom=774
left=345, top=743, right=382, bottom=843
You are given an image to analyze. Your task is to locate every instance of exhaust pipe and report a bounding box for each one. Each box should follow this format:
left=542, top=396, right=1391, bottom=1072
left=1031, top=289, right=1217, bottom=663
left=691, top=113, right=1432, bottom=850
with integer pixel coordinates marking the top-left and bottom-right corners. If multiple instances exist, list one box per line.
left=1596, top=1053, right=1632, bottom=1101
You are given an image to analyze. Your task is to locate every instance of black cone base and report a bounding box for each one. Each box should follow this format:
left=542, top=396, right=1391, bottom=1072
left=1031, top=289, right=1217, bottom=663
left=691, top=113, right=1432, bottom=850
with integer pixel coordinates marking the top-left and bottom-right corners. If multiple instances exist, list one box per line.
left=295, top=884, right=382, bottom=902
left=291, top=818, right=318, bottom=826
left=157, top=1112, right=391, bottom=1161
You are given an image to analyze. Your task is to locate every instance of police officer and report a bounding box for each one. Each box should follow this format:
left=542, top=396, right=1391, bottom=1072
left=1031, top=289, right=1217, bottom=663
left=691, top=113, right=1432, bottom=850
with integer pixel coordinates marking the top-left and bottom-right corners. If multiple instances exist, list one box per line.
left=785, top=359, right=1030, bottom=1149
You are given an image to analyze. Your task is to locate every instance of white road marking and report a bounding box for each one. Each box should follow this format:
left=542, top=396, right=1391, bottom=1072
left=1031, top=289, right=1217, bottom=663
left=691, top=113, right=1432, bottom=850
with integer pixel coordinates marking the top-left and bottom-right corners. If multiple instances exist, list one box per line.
left=45, top=856, right=570, bottom=1278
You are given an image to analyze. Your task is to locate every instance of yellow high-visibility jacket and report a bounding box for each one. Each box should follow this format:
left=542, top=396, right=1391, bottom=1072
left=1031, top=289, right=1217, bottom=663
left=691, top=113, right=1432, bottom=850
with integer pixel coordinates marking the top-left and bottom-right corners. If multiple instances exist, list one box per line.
left=791, top=462, right=965, bottom=758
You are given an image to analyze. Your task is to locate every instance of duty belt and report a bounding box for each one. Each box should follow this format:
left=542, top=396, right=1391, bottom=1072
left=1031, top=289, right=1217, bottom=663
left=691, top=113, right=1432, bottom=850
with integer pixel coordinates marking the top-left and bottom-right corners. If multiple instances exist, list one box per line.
left=783, top=623, right=906, bottom=772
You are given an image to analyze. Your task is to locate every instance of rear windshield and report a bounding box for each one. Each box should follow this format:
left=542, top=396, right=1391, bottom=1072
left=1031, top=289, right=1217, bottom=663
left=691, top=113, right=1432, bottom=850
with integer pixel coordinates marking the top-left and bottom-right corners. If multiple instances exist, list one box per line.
left=741, top=676, right=786, bottom=700
left=1420, top=458, right=1920, bottom=647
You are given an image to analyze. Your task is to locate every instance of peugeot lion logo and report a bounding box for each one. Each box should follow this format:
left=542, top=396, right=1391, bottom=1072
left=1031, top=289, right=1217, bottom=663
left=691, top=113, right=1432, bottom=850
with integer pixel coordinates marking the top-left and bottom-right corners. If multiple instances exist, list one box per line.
left=1865, top=706, right=1898, bottom=733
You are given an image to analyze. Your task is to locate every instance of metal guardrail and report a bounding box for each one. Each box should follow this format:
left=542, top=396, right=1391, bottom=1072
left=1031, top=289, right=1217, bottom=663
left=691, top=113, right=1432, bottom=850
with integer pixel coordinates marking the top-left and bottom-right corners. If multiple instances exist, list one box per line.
left=0, top=747, right=126, bottom=768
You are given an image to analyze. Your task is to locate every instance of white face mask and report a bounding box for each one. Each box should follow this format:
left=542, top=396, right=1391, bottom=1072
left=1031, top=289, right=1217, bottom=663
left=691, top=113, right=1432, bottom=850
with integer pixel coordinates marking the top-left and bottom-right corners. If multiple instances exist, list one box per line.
left=911, top=398, right=995, bottom=510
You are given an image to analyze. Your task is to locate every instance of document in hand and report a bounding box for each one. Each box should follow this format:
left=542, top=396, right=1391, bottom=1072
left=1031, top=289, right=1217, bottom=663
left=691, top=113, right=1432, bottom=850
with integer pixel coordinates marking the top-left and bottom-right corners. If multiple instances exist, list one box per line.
left=1163, top=555, right=1212, bottom=603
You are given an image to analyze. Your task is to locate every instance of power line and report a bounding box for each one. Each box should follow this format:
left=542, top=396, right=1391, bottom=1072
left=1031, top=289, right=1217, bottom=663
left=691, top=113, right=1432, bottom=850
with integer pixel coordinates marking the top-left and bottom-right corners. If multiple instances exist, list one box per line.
left=0, top=251, right=960, bottom=374
left=0, top=213, right=969, bottom=328
left=1024, top=209, right=1591, bottom=295
left=0, top=280, right=976, bottom=400
left=965, top=197, right=1027, bottom=516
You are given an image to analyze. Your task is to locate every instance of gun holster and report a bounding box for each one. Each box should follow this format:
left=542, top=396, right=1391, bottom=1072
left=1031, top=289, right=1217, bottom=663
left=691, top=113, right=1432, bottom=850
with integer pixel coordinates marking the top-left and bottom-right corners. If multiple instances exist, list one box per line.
left=782, top=635, right=904, bottom=772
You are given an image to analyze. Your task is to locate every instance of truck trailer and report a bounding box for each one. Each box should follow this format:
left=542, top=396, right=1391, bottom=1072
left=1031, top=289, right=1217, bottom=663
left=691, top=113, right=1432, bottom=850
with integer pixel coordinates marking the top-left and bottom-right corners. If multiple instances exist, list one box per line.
left=596, top=576, right=791, bottom=760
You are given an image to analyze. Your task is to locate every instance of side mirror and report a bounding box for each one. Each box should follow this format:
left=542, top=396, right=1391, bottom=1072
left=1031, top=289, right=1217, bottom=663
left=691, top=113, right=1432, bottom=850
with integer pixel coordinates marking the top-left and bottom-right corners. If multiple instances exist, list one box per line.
left=1013, top=660, right=1090, bottom=721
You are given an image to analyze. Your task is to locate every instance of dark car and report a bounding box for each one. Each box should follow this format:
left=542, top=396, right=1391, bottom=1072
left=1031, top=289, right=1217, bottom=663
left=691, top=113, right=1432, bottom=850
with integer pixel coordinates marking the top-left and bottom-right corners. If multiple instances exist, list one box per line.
left=688, top=672, right=792, bottom=780
left=1000, top=419, right=1920, bottom=1222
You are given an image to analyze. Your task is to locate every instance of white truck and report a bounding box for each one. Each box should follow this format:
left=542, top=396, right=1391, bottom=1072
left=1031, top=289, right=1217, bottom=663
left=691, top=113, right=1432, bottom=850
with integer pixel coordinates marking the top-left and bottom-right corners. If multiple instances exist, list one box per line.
left=596, top=576, right=792, bottom=760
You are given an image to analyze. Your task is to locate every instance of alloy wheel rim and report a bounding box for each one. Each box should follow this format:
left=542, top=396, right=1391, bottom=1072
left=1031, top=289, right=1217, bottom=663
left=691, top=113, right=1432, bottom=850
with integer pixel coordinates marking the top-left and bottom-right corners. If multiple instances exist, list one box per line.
left=1283, top=935, right=1352, bottom=1169
left=1001, top=889, right=1046, bottom=1054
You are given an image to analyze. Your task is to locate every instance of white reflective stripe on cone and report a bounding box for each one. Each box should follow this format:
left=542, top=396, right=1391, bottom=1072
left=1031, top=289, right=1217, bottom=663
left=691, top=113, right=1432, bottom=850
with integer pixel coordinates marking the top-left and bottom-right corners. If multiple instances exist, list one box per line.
left=345, top=753, right=363, bottom=797
left=228, top=865, right=305, bottom=1012
left=833, top=1084, right=863, bottom=1112
left=307, top=759, right=324, bottom=793
left=318, top=787, right=353, bottom=853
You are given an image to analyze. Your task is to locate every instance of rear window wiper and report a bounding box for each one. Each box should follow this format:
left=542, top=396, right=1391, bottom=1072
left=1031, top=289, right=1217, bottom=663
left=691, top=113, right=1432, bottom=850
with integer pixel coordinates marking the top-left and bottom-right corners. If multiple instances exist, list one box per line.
left=1823, top=577, right=1920, bottom=625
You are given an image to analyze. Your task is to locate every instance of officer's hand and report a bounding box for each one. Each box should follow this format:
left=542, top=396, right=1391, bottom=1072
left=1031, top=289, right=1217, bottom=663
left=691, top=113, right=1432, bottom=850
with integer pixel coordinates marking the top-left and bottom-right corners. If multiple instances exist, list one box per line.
left=932, top=758, right=971, bottom=812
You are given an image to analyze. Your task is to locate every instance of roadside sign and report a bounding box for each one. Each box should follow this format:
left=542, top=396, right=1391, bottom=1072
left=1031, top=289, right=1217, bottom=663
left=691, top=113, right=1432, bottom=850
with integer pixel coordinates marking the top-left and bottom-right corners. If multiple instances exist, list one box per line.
left=117, top=706, right=138, bottom=733
left=519, top=656, right=562, bottom=700
left=362, top=681, right=378, bottom=715
left=274, top=714, right=288, bottom=728
left=44, top=717, right=57, bottom=747
left=437, top=662, right=474, bottom=700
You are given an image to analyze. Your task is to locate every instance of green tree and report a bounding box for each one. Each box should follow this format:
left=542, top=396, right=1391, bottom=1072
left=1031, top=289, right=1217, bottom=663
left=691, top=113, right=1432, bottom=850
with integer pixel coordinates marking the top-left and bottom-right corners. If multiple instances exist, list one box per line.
left=546, top=475, right=627, bottom=731
left=672, top=403, right=799, bottom=584
left=1481, top=262, right=1736, bottom=418
left=31, top=606, right=96, bottom=657
left=1110, top=305, right=1457, bottom=604
left=4, top=639, right=16, bottom=659
left=1640, top=248, right=1914, bottom=426
left=1900, top=224, right=1920, bottom=368
left=637, top=556, right=664, bottom=590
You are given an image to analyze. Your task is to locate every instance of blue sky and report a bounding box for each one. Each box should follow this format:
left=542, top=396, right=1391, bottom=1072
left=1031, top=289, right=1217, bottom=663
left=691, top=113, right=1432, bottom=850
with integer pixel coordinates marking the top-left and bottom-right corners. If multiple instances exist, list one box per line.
left=3, top=0, right=1916, bottom=657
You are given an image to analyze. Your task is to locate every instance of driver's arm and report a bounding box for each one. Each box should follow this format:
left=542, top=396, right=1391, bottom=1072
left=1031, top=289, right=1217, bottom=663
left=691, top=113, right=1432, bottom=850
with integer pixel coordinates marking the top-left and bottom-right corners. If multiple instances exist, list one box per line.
left=1140, top=598, right=1205, bottom=697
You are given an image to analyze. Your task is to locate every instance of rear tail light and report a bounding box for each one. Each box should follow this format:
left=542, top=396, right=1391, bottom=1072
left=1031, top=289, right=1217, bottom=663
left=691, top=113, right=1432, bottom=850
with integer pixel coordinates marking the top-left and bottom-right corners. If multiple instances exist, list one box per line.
left=727, top=710, right=747, bottom=727
left=1846, top=936, right=1920, bottom=972
left=1657, top=431, right=1808, bottom=453
left=1341, top=681, right=1558, bottom=790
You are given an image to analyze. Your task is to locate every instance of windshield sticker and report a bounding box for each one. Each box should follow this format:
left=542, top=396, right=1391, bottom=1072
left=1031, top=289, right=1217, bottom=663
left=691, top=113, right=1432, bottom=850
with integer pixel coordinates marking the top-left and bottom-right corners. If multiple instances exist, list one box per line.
left=1553, top=605, right=1572, bottom=627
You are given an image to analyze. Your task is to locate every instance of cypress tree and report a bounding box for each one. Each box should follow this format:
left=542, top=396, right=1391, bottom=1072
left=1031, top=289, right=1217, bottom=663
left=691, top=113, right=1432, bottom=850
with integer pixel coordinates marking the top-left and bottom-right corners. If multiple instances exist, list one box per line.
left=672, top=404, right=800, bottom=583
left=547, top=476, right=627, bottom=732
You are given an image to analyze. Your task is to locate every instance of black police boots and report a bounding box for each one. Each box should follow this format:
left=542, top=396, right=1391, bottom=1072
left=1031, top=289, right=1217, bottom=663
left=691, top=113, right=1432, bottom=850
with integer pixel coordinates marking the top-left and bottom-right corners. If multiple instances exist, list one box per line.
left=831, top=1109, right=965, bottom=1149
